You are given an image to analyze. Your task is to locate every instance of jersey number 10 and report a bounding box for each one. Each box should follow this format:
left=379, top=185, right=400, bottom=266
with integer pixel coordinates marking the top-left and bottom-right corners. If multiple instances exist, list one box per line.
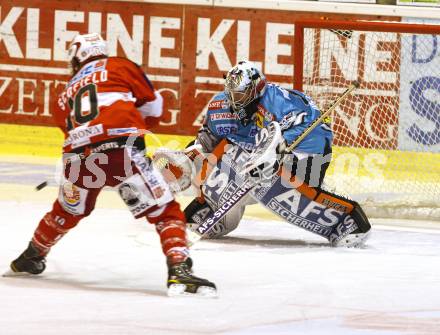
left=66, top=83, right=99, bottom=130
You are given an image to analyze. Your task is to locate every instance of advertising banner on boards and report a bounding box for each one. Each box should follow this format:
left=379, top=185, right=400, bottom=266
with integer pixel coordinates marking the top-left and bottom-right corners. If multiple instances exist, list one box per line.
left=399, top=18, right=440, bottom=152
left=0, top=1, right=423, bottom=152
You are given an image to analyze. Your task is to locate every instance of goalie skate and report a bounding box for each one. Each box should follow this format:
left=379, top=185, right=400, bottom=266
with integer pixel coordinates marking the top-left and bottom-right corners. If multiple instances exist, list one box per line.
left=332, top=230, right=371, bottom=248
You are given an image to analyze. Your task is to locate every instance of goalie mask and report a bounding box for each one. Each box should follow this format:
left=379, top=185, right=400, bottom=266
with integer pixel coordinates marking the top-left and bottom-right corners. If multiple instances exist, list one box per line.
left=224, top=61, right=266, bottom=123
left=67, top=33, right=108, bottom=75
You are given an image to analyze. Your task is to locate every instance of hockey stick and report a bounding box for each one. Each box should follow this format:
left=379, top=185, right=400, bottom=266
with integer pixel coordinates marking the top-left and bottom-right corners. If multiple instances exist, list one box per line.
left=187, top=81, right=360, bottom=245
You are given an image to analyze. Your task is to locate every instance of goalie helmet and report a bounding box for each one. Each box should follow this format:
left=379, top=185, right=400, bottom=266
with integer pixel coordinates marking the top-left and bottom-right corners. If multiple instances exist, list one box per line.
left=224, top=60, right=266, bottom=113
left=67, top=33, right=108, bottom=74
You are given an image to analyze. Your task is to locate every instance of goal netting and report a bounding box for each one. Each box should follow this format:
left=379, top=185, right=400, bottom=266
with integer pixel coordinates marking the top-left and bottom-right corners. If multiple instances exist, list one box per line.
left=295, top=20, right=440, bottom=220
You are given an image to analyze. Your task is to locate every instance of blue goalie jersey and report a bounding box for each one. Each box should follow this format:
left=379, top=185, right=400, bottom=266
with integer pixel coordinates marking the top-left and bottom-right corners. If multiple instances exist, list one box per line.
left=204, top=83, right=333, bottom=154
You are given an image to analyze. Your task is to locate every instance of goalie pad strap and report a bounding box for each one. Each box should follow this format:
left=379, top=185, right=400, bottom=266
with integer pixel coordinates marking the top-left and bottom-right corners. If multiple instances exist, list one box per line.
left=194, top=139, right=229, bottom=188
left=315, top=191, right=354, bottom=213
left=281, top=173, right=354, bottom=214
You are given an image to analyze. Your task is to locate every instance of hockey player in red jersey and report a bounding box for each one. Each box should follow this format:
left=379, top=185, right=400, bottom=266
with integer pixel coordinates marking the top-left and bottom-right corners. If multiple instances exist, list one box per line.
left=6, top=33, right=216, bottom=297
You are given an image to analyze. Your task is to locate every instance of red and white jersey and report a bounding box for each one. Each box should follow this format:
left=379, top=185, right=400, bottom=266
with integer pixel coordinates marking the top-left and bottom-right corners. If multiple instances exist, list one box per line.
left=54, top=57, right=162, bottom=152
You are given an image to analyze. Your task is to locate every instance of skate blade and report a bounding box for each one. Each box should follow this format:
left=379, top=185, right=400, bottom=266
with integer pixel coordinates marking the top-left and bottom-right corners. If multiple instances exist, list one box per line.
left=2, top=269, right=38, bottom=278
left=167, top=284, right=217, bottom=298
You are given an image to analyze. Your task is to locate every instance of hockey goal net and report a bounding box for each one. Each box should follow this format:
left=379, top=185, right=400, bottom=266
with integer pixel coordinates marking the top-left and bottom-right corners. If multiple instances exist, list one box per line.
left=293, top=19, right=440, bottom=220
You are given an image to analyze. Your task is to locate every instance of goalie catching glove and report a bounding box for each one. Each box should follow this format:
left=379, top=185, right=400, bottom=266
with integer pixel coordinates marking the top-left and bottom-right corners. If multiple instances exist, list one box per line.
left=242, top=121, right=286, bottom=182
left=152, top=144, right=205, bottom=193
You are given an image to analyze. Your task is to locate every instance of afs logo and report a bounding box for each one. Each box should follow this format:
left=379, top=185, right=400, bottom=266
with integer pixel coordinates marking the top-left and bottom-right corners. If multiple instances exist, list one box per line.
left=62, top=182, right=81, bottom=207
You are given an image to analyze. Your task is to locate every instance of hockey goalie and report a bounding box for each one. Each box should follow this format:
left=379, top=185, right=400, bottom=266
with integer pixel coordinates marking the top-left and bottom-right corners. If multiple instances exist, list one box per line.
left=155, top=60, right=371, bottom=247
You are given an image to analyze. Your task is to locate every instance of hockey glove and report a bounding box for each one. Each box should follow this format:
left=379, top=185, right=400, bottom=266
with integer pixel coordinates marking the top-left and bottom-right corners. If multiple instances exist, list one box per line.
left=152, top=145, right=205, bottom=193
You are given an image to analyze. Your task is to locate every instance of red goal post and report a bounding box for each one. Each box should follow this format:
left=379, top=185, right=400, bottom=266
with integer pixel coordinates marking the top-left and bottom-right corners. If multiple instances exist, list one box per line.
left=292, top=19, right=440, bottom=220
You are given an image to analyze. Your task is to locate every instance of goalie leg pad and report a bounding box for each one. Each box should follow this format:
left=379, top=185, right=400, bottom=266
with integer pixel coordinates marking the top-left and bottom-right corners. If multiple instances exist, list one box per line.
left=350, top=201, right=372, bottom=234
left=184, top=198, right=246, bottom=239
left=331, top=201, right=372, bottom=248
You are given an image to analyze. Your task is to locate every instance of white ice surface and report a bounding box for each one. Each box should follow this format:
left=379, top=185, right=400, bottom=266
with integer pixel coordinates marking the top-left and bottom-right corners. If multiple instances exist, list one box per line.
left=1, top=200, right=440, bottom=335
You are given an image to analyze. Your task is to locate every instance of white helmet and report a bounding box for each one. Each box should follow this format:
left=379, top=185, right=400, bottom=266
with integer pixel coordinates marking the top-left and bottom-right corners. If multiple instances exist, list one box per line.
left=224, top=60, right=266, bottom=111
left=67, top=33, right=108, bottom=74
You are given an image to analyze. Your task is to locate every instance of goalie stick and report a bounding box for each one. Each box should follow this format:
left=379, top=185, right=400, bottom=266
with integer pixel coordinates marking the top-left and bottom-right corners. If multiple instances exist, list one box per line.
left=187, top=81, right=360, bottom=245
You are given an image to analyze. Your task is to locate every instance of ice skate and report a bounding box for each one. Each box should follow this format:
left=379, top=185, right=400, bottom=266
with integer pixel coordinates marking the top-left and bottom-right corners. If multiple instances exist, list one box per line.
left=167, top=258, right=217, bottom=297
left=3, top=242, right=46, bottom=277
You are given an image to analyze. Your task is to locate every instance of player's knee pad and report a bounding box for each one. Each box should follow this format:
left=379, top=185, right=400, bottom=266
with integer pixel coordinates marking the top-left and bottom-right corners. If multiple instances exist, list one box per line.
left=58, top=179, right=95, bottom=216
left=117, top=152, right=174, bottom=219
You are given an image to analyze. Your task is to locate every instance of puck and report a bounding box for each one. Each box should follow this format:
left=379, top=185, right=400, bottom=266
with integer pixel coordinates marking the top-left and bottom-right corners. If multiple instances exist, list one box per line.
left=35, top=181, right=48, bottom=191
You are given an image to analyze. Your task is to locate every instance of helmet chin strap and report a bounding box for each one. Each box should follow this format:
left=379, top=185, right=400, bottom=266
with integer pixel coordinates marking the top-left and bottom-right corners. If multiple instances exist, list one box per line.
left=70, top=57, right=81, bottom=75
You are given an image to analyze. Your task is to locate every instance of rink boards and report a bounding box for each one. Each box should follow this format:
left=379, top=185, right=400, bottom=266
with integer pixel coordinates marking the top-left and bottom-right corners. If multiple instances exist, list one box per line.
left=1, top=122, right=437, bottom=178
left=1, top=123, right=438, bottom=205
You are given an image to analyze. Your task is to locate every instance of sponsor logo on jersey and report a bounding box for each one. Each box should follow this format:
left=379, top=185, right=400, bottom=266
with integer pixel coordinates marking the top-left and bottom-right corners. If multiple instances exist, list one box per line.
left=107, top=127, right=138, bottom=136
left=90, top=141, right=119, bottom=153
left=255, top=104, right=274, bottom=128
left=248, top=127, right=258, bottom=137
left=215, top=124, right=238, bottom=135
left=208, top=100, right=229, bottom=110
left=145, top=173, right=160, bottom=188
left=279, top=111, right=307, bottom=130
left=64, top=124, right=104, bottom=148
left=132, top=202, right=152, bottom=216
left=118, top=183, right=140, bottom=206
left=208, top=100, right=226, bottom=110
left=151, top=186, right=165, bottom=199
left=94, top=60, right=107, bottom=71
left=210, top=112, right=239, bottom=121
left=62, top=182, right=81, bottom=207
left=255, top=112, right=264, bottom=128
